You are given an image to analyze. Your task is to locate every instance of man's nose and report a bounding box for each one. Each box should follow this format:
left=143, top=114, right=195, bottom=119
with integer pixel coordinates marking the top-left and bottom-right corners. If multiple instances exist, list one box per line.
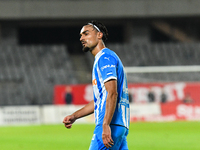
left=80, top=36, right=83, bottom=41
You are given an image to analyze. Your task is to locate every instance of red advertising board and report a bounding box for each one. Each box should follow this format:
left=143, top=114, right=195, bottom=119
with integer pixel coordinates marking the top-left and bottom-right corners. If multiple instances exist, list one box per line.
left=54, top=82, right=200, bottom=121
left=161, top=103, right=200, bottom=121
left=54, top=84, right=93, bottom=105
left=128, top=82, right=200, bottom=103
left=54, top=82, right=200, bottom=105
left=129, top=82, right=200, bottom=121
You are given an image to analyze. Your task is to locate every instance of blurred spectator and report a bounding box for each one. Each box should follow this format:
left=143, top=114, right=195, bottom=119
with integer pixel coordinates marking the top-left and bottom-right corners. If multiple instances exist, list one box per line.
left=147, top=87, right=155, bottom=102
left=128, top=91, right=133, bottom=103
left=182, top=93, right=193, bottom=103
left=64, top=86, right=73, bottom=104
left=160, top=89, right=167, bottom=103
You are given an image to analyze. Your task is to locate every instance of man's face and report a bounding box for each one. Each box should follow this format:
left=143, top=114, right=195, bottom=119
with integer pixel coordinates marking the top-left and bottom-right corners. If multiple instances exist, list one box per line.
left=80, top=25, right=99, bottom=52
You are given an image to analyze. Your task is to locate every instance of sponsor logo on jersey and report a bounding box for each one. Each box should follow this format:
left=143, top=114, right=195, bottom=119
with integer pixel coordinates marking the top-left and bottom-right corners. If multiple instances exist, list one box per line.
left=101, top=65, right=115, bottom=71
left=92, top=79, right=97, bottom=85
left=104, top=57, right=110, bottom=61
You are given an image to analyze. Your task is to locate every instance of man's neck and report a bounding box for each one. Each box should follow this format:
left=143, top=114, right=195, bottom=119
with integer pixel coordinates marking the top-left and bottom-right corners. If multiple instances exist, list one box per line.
left=91, top=42, right=106, bottom=57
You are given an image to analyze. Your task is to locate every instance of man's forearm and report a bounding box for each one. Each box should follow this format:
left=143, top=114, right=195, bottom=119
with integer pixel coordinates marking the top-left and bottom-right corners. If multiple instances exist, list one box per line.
left=103, top=92, right=118, bottom=125
left=72, top=100, right=94, bottom=119
left=103, top=80, right=118, bottom=125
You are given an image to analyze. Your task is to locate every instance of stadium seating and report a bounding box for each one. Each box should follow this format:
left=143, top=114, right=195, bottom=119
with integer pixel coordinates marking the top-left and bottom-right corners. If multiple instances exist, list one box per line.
left=0, top=45, right=77, bottom=105
left=107, top=43, right=200, bottom=66
left=107, top=43, right=200, bottom=83
left=1, top=43, right=200, bottom=105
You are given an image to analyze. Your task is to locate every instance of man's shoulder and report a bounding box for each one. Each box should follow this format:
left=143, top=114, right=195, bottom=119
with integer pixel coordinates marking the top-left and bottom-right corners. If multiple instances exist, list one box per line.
left=101, top=48, right=118, bottom=60
left=103, top=48, right=115, bottom=55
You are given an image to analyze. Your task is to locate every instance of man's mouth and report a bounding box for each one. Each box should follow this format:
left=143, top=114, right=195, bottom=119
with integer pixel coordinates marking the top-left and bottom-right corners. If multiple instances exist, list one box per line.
left=82, top=41, right=86, bottom=46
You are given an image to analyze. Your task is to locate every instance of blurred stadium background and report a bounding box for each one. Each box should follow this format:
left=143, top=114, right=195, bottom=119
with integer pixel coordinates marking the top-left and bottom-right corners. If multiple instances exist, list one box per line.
left=0, top=0, right=200, bottom=148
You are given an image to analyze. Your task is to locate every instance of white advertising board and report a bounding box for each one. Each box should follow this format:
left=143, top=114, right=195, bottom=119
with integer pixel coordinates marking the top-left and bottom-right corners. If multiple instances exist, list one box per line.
left=0, top=106, right=41, bottom=125
left=0, top=104, right=161, bottom=126
left=130, top=103, right=161, bottom=117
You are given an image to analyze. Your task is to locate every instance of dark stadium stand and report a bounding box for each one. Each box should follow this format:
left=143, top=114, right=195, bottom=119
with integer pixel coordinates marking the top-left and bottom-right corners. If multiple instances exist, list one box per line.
left=1, top=43, right=200, bottom=105
left=108, top=43, right=200, bottom=83
left=107, top=43, right=200, bottom=67
left=0, top=45, right=77, bottom=105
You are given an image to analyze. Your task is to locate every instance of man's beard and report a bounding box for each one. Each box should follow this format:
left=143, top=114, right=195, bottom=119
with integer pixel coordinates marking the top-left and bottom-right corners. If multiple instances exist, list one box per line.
left=82, top=46, right=90, bottom=53
left=82, top=45, right=95, bottom=53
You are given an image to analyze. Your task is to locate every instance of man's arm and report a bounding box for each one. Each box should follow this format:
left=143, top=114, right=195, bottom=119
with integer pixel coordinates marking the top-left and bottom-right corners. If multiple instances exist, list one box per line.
left=63, top=100, right=94, bottom=128
left=102, top=79, right=118, bottom=148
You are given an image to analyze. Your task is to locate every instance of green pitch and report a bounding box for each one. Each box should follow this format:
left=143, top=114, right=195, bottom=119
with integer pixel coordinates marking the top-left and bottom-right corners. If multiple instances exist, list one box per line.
left=0, top=121, right=200, bottom=150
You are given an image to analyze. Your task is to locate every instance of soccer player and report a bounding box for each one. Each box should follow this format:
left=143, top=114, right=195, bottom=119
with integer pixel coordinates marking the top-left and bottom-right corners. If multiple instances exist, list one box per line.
left=63, top=20, right=130, bottom=150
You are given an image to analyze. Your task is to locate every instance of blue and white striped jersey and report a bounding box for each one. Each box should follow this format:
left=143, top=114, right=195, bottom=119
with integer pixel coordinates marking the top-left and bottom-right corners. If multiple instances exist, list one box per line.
left=92, top=48, right=130, bottom=129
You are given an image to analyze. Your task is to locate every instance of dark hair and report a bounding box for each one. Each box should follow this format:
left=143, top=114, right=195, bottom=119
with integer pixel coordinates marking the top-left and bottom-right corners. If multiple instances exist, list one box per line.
left=87, top=20, right=108, bottom=42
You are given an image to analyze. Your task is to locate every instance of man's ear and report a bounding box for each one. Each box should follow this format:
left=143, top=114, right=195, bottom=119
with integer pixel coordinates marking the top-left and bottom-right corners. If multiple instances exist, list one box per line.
left=98, top=32, right=103, bottom=39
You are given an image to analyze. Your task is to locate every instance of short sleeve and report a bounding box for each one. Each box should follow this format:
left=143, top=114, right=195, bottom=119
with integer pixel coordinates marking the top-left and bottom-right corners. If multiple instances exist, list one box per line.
left=98, top=54, right=117, bottom=83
